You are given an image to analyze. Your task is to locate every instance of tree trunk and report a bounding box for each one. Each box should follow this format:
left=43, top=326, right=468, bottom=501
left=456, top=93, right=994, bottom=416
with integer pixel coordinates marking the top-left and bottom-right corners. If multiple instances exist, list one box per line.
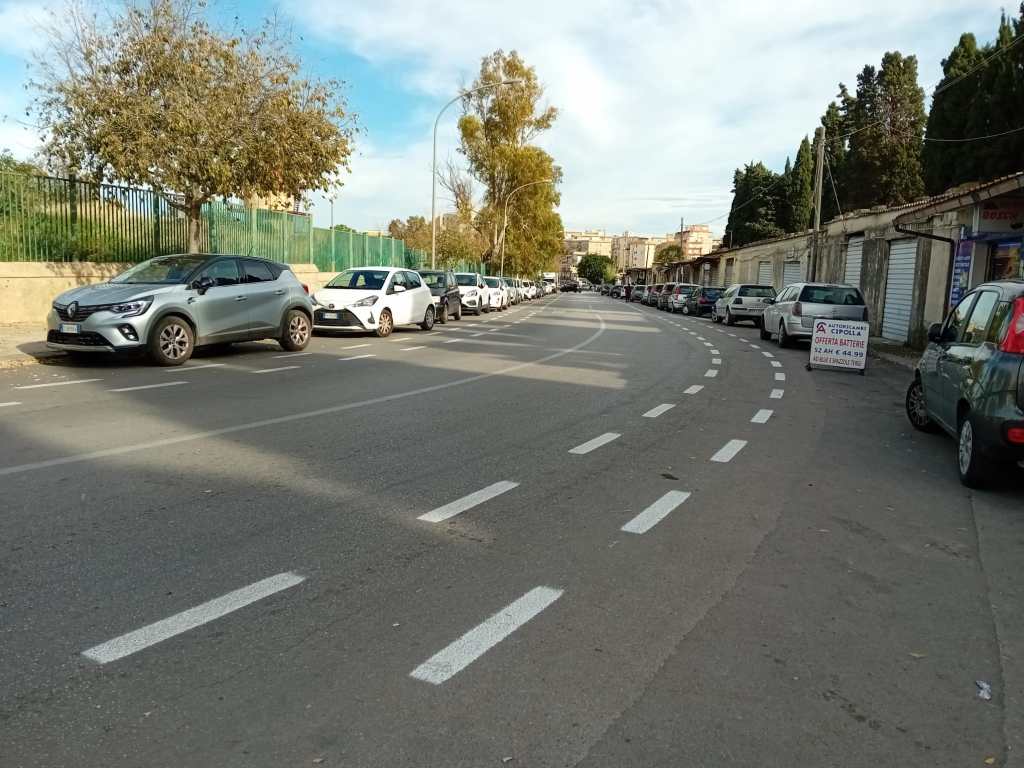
left=186, top=203, right=203, bottom=254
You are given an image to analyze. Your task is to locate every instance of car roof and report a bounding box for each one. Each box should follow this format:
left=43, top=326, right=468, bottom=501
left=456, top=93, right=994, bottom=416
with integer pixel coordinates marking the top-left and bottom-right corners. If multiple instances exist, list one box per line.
left=976, top=279, right=1024, bottom=296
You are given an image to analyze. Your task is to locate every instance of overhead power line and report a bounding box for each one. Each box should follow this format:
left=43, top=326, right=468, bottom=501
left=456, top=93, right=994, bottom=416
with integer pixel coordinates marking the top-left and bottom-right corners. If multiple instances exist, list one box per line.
left=923, top=123, right=1024, bottom=143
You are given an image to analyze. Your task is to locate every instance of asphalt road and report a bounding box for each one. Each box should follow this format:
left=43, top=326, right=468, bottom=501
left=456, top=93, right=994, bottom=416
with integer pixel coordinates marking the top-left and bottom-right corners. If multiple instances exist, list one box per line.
left=1, top=292, right=1022, bottom=767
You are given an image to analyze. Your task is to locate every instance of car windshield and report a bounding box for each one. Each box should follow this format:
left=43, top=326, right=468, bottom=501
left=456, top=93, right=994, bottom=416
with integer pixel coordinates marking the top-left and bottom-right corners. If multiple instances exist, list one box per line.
left=484, top=278, right=501, bottom=287
left=419, top=272, right=446, bottom=290
left=111, top=254, right=208, bottom=284
left=740, top=286, right=776, bottom=297
left=703, top=289, right=723, bottom=299
left=799, top=286, right=865, bottom=305
left=325, top=269, right=390, bottom=290
left=455, top=274, right=478, bottom=287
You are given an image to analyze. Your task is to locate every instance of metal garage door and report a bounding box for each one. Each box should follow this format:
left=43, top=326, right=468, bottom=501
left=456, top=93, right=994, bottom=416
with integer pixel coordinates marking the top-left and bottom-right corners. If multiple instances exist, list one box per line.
left=845, top=236, right=864, bottom=286
left=724, top=258, right=735, bottom=286
left=782, top=261, right=802, bottom=287
left=757, top=261, right=772, bottom=286
left=882, top=239, right=917, bottom=343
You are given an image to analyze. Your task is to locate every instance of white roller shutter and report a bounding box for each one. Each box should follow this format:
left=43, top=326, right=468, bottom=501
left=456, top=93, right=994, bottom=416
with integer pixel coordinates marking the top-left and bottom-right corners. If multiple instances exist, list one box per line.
left=845, top=236, right=864, bottom=286
left=782, top=261, right=802, bottom=287
left=757, top=261, right=772, bottom=285
left=882, top=239, right=917, bottom=343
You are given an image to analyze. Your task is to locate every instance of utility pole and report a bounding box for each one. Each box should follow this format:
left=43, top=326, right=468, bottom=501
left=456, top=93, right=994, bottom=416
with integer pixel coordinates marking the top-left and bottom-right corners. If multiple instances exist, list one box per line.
left=810, top=126, right=826, bottom=281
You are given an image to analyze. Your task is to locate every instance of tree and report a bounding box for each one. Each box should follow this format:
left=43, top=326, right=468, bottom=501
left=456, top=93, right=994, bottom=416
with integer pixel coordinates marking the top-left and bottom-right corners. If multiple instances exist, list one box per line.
left=31, top=0, right=354, bottom=252
left=784, top=137, right=814, bottom=231
left=577, top=253, right=613, bottom=284
left=457, top=50, right=563, bottom=276
left=818, top=95, right=851, bottom=221
left=654, top=243, right=682, bottom=267
left=725, top=162, right=784, bottom=247
left=0, top=150, right=41, bottom=176
left=387, top=216, right=431, bottom=251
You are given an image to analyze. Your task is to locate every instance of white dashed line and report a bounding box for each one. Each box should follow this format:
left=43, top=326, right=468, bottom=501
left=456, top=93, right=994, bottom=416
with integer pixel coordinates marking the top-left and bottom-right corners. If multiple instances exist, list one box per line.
left=710, top=349, right=720, bottom=354
left=642, top=403, right=676, bottom=418
left=703, top=342, right=714, bottom=347
left=0, top=401, right=22, bottom=407
left=342, top=343, right=371, bottom=350
left=751, top=409, right=774, bottom=424
left=750, top=344, right=761, bottom=349
left=409, top=586, right=563, bottom=685
left=684, top=385, right=704, bottom=394
left=761, top=351, right=775, bottom=358
left=770, top=389, right=785, bottom=399
left=569, top=432, right=621, bottom=455
left=728, top=333, right=737, bottom=337
left=775, top=372, right=787, bottom=381
left=82, top=572, right=305, bottom=664
left=621, top=490, right=691, bottom=534
left=418, top=480, right=519, bottom=523
left=711, top=439, right=748, bottom=463
left=109, top=381, right=189, bottom=393
left=445, top=339, right=461, bottom=344
left=697, top=336, right=706, bottom=341
left=274, top=352, right=313, bottom=359
left=770, top=361, right=782, bottom=368
left=339, top=354, right=376, bottom=361
left=704, top=369, right=719, bottom=378
left=712, top=358, right=722, bottom=365
left=14, top=378, right=102, bottom=390
left=166, top=363, right=224, bottom=372
left=401, top=346, right=426, bottom=352
left=251, top=366, right=301, bottom=374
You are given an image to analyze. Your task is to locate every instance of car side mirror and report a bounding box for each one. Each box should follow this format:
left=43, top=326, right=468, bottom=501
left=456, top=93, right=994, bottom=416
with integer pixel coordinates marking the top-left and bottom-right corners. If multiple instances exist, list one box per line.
left=763, top=298, right=775, bottom=305
left=928, top=322, right=943, bottom=343
left=192, top=275, right=215, bottom=295
left=393, top=284, right=407, bottom=293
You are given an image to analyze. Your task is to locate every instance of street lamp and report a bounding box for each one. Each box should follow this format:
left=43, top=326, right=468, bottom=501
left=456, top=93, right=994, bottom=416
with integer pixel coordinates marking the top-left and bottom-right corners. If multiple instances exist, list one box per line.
left=430, top=78, right=525, bottom=269
left=499, top=178, right=553, bottom=278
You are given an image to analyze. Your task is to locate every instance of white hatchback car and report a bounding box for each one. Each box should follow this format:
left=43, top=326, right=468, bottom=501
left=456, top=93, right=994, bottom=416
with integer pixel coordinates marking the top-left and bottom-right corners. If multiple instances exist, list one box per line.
left=483, top=276, right=509, bottom=310
left=455, top=272, right=490, bottom=314
left=312, top=266, right=436, bottom=337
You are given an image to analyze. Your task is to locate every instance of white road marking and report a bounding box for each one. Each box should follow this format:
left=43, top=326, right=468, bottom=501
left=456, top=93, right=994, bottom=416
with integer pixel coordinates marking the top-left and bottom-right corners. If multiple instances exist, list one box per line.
left=770, top=388, right=785, bottom=399
left=0, top=401, right=22, bottom=407
left=251, top=365, right=301, bottom=374
left=688, top=331, right=697, bottom=335
left=684, top=385, right=704, bottom=394
left=703, top=342, right=714, bottom=347
left=770, top=361, right=782, bottom=368
left=751, top=409, right=774, bottom=424
left=704, top=369, right=719, bottom=378
left=750, top=344, right=761, bottom=349
left=471, top=333, right=485, bottom=337
left=697, top=336, right=706, bottom=341
left=728, top=333, right=737, bottom=337
left=761, top=351, right=775, bottom=358
left=82, top=572, right=305, bottom=664
left=569, top=432, right=621, bottom=455
left=342, top=343, right=371, bottom=350
left=444, top=339, right=461, bottom=344
left=711, top=439, right=748, bottom=463
left=418, top=480, right=519, bottom=523
left=427, top=332, right=442, bottom=336
left=339, top=354, right=376, bottom=361
left=775, top=372, right=786, bottom=381
left=109, top=381, right=189, bottom=393
left=166, top=363, right=224, bottom=372
left=712, top=358, right=722, bottom=365
left=642, top=403, right=676, bottom=418
left=711, top=349, right=720, bottom=354
left=401, top=346, right=426, bottom=351
left=14, top=378, right=102, bottom=390
left=273, top=352, right=313, bottom=359
left=621, top=490, right=691, bottom=534
left=409, top=586, right=563, bottom=685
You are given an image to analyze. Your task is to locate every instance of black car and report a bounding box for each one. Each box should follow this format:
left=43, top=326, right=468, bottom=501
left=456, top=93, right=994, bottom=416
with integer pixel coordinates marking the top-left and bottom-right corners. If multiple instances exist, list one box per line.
left=683, top=286, right=724, bottom=316
left=418, top=270, right=462, bottom=323
left=561, top=281, right=580, bottom=293
left=906, top=279, right=1024, bottom=487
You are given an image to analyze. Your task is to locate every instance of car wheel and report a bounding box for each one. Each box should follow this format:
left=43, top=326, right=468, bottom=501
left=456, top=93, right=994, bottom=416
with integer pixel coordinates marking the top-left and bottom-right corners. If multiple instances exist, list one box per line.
left=681, top=304, right=690, bottom=315
left=375, top=309, right=394, bottom=338
left=725, top=310, right=736, bottom=326
left=759, top=323, right=771, bottom=341
left=148, top=315, right=194, bottom=366
left=420, top=304, right=436, bottom=331
left=957, top=412, right=990, bottom=488
left=778, top=322, right=791, bottom=348
left=710, top=309, right=719, bottom=323
left=279, top=309, right=311, bottom=351
left=905, top=379, right=939, bottom=433
left=453, top=303, right=462, bottom=321
left=438, top=303, right=448, bottom=324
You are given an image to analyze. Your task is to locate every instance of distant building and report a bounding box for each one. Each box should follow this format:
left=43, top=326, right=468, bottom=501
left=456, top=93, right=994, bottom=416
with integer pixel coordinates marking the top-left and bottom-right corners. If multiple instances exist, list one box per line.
left=667, top=224, right=715, bottom=261
left=562, top=229, right=613, bottom=279
left=245, top=192, right=299, bottom=213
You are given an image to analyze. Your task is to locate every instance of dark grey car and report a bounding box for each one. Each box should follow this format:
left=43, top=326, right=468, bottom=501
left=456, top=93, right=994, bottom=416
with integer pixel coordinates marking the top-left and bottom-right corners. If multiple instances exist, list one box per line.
left=906, top=280, right=1024, bottom=487
left=48, top=253, right=314, bottom=366
left=418, top=269, right=462, bottom=323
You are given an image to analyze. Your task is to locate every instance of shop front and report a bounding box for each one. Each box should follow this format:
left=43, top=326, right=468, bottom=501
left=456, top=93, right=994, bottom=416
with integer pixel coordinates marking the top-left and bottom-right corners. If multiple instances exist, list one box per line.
left=975, top=195, right=1024, bottom=283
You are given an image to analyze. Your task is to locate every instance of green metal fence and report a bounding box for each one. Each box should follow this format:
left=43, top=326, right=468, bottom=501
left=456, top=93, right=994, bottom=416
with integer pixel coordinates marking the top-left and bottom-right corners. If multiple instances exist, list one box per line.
left=0, top=171, right=472, bottom=274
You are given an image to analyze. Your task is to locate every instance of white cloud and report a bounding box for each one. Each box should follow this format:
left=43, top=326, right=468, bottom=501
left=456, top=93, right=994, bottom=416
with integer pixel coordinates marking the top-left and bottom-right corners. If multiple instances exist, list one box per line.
left=293, top=0, right=1006, bottom=235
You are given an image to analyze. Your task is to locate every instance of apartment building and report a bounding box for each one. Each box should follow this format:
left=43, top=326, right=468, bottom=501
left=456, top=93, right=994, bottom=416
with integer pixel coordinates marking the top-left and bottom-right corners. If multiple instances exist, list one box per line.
left=666, top=224, right=716, bottom=260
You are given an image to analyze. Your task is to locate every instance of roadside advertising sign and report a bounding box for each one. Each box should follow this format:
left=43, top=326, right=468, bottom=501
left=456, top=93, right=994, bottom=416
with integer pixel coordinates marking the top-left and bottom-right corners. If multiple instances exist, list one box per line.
left=808, top=319, right=869, bottom=373
left=948, top=240, right=973, bottom=307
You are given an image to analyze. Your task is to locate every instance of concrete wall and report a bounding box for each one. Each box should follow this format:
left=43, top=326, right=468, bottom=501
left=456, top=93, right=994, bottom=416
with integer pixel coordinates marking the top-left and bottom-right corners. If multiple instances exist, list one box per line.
left=0, top=261, right=331, bottom=325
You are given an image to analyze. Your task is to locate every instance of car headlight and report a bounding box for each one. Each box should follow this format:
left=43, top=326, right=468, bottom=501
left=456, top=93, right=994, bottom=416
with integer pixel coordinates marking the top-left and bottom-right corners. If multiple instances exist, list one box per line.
left=351, top=295, right=379, bottom=308
left=466, top=290, right=477, bottom=298
left=111, top=297, right=153, bottom=317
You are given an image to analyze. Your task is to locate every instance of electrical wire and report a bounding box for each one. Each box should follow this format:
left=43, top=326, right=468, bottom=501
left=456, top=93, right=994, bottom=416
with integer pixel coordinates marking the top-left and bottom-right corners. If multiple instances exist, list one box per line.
left=923, top=123, right=1024, bottom=142
left=824, top=152, right=846, bottom=235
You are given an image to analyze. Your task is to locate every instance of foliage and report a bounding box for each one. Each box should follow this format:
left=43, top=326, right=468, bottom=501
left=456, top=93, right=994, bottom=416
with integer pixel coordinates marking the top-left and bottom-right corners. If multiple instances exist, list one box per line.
left=31, top=0, right=354, bottom=252
left=0, top=150, right=42, bottom=176
left=725, top=162, right=784, bottom=247
left=576, top=253, right=613, bottom=284
left=654, top=243, right=682, bottom=266
left=387, top=215, right=431, bottom=252
left=782, top=137, right=814, bottom=231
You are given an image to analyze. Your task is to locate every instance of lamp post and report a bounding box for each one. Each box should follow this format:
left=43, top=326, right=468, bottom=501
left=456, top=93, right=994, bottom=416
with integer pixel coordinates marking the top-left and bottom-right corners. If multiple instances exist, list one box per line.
left=499, top=178, right=553, bottom=278
left=430, top=79, right=525, bottom=269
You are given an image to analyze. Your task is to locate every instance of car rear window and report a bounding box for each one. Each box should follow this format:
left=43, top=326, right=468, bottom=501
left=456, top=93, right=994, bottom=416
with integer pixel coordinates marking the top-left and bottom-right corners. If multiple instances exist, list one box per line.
left=703, top=289, right=723, bottom=299
left=799, top=286, right=864, bottom=305
left=739, top=286, right=775, bottom=297
left=455, top=274, right=478, bottom=287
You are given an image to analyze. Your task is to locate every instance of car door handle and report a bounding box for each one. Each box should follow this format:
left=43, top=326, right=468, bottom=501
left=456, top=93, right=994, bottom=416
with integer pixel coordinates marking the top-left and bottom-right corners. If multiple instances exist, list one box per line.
left=235, top=295, right=248, bottom=302
left=273, top=289, right=285, bottom=295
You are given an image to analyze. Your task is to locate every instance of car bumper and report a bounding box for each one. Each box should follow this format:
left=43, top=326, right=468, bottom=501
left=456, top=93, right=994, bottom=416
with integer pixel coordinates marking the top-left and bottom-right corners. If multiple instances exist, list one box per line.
left=312, top=306, right=376, bottom=331
left=46, top=308, right=148, bottom=352
left=784, top=317, right=812, bottom=338
left=728, top=306, right=767, bottom=317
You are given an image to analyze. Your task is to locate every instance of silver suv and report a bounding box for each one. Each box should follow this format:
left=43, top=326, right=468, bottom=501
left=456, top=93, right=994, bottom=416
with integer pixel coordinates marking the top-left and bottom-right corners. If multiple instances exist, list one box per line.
left=760, top=282, right=867, bottom=347
left=47, top=253, right=314, bottom=365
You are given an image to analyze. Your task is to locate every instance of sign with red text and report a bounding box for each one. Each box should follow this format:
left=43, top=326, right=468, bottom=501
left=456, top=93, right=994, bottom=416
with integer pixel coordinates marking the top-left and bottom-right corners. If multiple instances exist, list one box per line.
left=809, top=319, right=869, bottom=371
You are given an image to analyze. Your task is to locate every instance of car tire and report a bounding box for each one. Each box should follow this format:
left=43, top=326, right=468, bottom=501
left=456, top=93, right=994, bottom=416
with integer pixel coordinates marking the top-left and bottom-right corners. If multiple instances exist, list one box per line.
left=681, top=304, right=690, bottom=315
left=759, top=324, right=771, bottom=341
left=711, top=309, right=719, bottom=323
left=375, top=309, right=394, bottom=338
left=725, top=310, right=736, bottom=326
left=279, top=309, right=311, bottom=351
left=420, top=304, right=436, bottom=331
left=957, top=411, right=990, bottom=488
left=438, top=303, right=448, bottom=324
left=905, top=379, right=939, bottom=433
left=778, top=322, right=791, bottom=348
left=453, top=303, right=462, bottom=321
left=148, top=315, right=194, bottom=366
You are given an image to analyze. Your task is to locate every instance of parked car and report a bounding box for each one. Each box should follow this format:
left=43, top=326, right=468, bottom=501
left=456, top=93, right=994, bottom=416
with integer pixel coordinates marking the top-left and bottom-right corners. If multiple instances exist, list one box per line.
left=418, top=269, right=462, bottom=323
left=645, top=284, right=664, bottom=306
left=484, top=276, right=509, bottom=310
left=455, top=272, right=490, bottom=314
left=526, top=280, right=539, bottom=299
left=502, top=277, right=520, bottom=304
left=630, top=285, right=647, bottom=303
left=561, top=281, right=580, bottom=293
left=760, top=282, right=867, bottom=347
left=905, top=280, right=1024, bottom=487
left=311, top=266, right=434, bottom=337
left=657, top=282, right=677, bottom=311
left=712, top=284, right=776, bottom=326
left=47, top=253, right=313, bottom=366
left=682, top=286, right=723, bottom=317
left=610, top=285, right=624, bottom=298
left=600, top=284, right=611, bottom=295
left=667, top=283, right=699, bottom=313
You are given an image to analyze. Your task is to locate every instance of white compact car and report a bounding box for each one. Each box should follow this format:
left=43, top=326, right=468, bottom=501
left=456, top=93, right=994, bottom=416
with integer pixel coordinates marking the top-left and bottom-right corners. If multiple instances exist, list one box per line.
left=312, top=266, right=436, bottom=337
left=455, top=272, right=490, bottom=314
left=483, top=276, right=509, bottom=310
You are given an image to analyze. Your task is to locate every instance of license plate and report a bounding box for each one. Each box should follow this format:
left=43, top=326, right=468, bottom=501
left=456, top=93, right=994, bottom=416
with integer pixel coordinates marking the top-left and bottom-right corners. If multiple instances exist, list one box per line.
left=322, top=312, right=338, bottom=320
left=60, top=323, right=81, bottom=334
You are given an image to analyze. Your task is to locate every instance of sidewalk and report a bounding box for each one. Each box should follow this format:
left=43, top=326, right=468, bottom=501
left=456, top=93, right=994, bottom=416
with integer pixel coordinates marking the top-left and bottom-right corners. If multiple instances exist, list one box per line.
left=0, top=323, right=61, bottom=369
left=869, top=335, right=919, bottom=371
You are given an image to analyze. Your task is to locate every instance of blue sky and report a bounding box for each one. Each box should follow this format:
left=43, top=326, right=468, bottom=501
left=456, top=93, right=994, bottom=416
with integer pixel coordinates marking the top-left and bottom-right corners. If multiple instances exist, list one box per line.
left=0, top=0, right=1013, bottom=237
